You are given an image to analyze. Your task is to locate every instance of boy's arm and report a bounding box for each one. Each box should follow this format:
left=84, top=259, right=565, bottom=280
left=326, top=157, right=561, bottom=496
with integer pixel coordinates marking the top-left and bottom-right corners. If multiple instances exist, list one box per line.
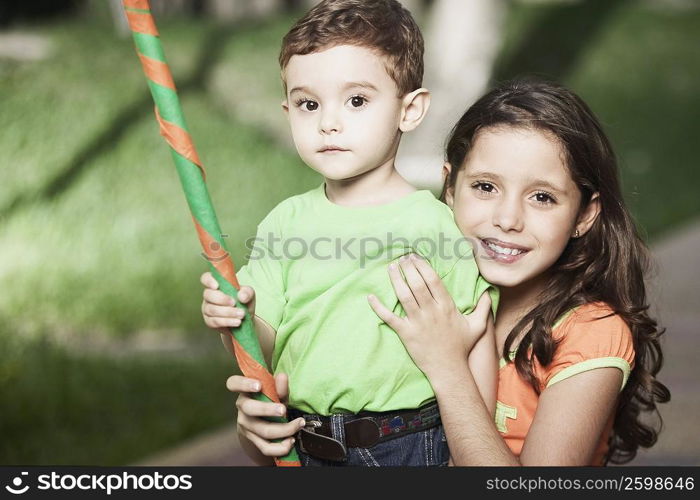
left=466, top=313, right=497, bottom=415
left=219, top=206, right=287, bottom=363
left=219, top=315, right=276, bottom=367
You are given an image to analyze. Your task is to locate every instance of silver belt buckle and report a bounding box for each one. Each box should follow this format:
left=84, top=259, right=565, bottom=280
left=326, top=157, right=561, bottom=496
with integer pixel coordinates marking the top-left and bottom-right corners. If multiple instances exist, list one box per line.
left=298, top=419, right=321, bottom=454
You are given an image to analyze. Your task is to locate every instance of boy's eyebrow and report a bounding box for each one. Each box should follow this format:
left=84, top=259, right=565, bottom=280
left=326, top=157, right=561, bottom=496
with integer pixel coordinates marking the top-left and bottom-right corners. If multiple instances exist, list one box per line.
left=288, top=81, right=379, bottom=95
left=288, top=85, right=313, bottom=95
left=343, top=81, right=379, bottom=92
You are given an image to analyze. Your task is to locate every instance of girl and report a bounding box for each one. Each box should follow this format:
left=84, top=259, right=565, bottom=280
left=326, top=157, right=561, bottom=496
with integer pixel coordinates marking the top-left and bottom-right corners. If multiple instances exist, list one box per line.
left=203, top=79, right=669, bottom=465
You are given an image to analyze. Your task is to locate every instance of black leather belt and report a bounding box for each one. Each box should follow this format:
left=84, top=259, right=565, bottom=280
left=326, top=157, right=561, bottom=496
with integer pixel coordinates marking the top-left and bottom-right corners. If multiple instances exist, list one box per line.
left=289, top=402, right=441, bottom=462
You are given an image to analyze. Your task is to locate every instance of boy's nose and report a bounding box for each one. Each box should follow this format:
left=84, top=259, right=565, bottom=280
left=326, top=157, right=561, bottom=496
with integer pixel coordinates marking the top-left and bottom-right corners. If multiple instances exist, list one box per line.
left=319, top=109, right=342, bottom=135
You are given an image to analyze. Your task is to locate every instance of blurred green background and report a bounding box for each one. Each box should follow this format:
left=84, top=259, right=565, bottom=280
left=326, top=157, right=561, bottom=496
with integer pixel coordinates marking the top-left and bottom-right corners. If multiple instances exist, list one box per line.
left=1, top=0, right=698, bottom=465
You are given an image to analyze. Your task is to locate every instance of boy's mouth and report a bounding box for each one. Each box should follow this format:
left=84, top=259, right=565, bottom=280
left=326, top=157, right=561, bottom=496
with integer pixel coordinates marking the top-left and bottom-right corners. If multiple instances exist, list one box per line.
left=318, top=145, right=349, bottom=153
left=480, top=238, right=530, bottom=263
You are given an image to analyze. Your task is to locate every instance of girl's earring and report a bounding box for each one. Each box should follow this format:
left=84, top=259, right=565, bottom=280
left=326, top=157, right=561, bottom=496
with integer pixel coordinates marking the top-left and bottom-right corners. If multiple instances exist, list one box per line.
left=573, top=229, right=580, bottom=238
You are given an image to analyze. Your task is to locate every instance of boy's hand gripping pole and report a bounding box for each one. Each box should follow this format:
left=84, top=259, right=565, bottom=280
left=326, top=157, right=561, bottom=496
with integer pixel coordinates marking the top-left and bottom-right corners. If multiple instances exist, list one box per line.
left=121, top=0, right=300, bottom=466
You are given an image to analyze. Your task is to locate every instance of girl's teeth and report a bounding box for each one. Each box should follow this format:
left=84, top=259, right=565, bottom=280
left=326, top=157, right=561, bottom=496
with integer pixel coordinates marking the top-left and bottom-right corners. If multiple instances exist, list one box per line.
left=488, top=242, right=523, bottom=256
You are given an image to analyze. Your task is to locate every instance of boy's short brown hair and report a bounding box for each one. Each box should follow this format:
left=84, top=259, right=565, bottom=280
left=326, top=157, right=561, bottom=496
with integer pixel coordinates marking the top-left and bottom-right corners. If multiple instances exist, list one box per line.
left=279, top=0, right=424, bottom=96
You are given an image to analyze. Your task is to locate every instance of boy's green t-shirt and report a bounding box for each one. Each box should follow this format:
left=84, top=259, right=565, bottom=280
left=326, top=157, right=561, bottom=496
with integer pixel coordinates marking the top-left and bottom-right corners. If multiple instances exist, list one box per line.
left=237, top=183, right=498, bottom=415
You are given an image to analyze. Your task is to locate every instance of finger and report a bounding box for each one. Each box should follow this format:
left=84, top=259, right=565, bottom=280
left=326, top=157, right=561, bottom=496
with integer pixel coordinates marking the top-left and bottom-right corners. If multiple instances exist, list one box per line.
left=202, top=303, right=245, bottom=320
left=409, top=253, right=452, bottom=304
left=237, top=394, right=290, bottom=419
left=244, top=430, right=297, bottom=458
left=465, top=291, right=493, bottom=333
left=243, top=415, right=306, bottom=442
left=398, top=255, right=435, bottom=307
left=387, top=262, right=419, bottom=315
left=203, top=288, right=238, bottom=307
left=206, top=317, right=241, bottom=329
left=367, top=294, right=406, bottom=333
left=202, top=306, right=246, bottom=329
left=237, top=286, right=257, bottom=316
left=226, top=375, right=261, bottom=394
left=275, top=373, right=290, bottom=403
left=237, top=286, right=255, bottom=304
left=200, top=272, right=219, bottom=290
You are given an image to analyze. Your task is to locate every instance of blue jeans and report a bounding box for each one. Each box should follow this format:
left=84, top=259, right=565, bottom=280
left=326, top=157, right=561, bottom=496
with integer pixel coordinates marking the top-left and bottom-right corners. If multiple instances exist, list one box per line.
left=291, top=412, right=450, bottom=467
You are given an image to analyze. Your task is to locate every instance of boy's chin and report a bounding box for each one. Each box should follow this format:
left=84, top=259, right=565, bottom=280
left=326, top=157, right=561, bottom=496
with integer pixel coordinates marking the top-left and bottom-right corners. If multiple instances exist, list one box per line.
left=308, top=165, right=374, bottom=182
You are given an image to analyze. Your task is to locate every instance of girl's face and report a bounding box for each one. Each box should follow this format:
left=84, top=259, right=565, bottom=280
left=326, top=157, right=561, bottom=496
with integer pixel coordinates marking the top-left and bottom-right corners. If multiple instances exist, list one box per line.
left=446, top=127, right=598, bottom=291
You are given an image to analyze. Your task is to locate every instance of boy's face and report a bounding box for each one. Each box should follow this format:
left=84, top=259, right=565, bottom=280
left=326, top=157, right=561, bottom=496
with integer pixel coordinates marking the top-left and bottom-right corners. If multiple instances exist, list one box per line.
left=283, top=45, right=404, bottom=181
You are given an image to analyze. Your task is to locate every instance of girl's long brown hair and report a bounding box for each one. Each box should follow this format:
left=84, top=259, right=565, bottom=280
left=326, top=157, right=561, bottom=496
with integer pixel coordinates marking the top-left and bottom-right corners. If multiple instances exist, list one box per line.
left=442, top=79, right=670, bottom=464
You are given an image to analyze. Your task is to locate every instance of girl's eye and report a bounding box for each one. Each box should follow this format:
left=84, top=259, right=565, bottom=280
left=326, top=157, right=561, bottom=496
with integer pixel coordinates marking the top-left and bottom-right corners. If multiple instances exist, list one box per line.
left=296, top=99, right=319, bottom=112
left=348, top=95, right=367, bottom=108
left=471, top=181, right=496, bottom=194
left=532, top=191, right=556, bottom=205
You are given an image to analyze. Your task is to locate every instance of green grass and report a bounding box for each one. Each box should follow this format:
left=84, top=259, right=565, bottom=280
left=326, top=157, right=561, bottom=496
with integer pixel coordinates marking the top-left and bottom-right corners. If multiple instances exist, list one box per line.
left=0, top=330, right=234, bottom=465
left=0, top=19, right=320, bottom=340
left=208, top=14, right=299, bottom=148
left=0, top=19, right=206, bottom=211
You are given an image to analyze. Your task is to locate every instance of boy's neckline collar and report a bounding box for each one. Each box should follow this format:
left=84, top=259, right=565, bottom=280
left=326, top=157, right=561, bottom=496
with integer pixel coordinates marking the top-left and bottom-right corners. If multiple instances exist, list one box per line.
left=316, top=183, right=434, bottom=211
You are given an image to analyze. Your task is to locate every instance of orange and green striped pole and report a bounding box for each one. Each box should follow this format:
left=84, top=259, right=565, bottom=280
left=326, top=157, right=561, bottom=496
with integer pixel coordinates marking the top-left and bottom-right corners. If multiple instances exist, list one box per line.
left=121, top=0, right=300, bottom=466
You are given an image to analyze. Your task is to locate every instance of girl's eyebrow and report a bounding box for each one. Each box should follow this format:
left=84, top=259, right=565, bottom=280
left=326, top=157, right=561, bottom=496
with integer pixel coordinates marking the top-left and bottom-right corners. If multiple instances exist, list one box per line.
left=463, top=170, right=501, bottom=181
left=465, top=170, right=567, bottom=194
left=525, top=179, right=567, bottom=195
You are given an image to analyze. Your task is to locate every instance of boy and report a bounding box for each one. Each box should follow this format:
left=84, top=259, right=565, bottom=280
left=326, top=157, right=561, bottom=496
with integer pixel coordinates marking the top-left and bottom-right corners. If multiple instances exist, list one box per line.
left=203, top=0, right=498, bottom=466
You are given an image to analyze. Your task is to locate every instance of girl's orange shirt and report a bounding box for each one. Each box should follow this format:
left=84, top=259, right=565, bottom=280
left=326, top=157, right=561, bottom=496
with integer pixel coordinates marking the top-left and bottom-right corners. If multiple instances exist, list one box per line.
left=495, top=302, right=635, bottom=465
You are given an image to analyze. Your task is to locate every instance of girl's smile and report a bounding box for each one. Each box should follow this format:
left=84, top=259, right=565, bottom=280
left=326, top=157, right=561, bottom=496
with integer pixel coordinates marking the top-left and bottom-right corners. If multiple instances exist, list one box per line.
left=479, top=237, right=530, bottom=264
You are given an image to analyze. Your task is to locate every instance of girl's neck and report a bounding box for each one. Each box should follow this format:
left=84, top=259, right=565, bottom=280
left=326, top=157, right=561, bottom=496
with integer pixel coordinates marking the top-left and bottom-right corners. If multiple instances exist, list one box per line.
left=494, top=273, right=550, bottom=350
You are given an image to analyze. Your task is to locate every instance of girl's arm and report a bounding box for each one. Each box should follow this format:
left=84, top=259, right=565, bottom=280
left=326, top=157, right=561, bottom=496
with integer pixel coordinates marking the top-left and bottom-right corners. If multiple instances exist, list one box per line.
left=466, top=315, right=497, bottom=415
left=431, top=359, right=622, bottom=465
left=518, top=367, right=622, bottom=465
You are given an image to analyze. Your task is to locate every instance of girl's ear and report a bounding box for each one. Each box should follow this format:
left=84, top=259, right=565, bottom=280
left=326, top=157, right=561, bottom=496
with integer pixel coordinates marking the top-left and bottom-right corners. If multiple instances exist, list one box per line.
left=574, top=192, right=601, bottom=238
left=399, top=88, right=431, bottom=132
left=442, top=162, right=455, bottom=208
left=281, top=100, right=289, bottom=116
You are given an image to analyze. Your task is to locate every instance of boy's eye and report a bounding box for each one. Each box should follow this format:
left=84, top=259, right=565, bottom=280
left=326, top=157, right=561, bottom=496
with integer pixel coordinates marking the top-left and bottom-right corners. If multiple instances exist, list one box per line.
left=296, top=99, right=319, bottom=111
left=302, top=100, right=319, bottom=111
left=348, top=95, right=367, bottom=108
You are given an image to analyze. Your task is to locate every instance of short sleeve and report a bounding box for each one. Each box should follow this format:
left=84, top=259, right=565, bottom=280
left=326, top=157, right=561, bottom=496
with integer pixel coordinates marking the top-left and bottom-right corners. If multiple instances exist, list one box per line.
left=236, top=210, right=286, bottom=331
left=439, top=256, right=499, bottom=319
left=541, top=304, right=635, bottom=392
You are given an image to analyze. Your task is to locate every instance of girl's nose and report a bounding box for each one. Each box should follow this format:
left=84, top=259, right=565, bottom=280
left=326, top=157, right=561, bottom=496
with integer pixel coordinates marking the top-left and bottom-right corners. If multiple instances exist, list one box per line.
left=492, top=196, right=524, bottom=233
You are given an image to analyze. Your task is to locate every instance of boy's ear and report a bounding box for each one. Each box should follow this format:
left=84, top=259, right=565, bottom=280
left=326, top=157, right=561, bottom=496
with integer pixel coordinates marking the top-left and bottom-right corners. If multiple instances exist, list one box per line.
left=574, top=192, right=601, bottom=238
left=442, top=162, right=455, bottom=209
left=399, top=88, right=430, bottom=132
left=281, top=99, right=289, bottom=116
